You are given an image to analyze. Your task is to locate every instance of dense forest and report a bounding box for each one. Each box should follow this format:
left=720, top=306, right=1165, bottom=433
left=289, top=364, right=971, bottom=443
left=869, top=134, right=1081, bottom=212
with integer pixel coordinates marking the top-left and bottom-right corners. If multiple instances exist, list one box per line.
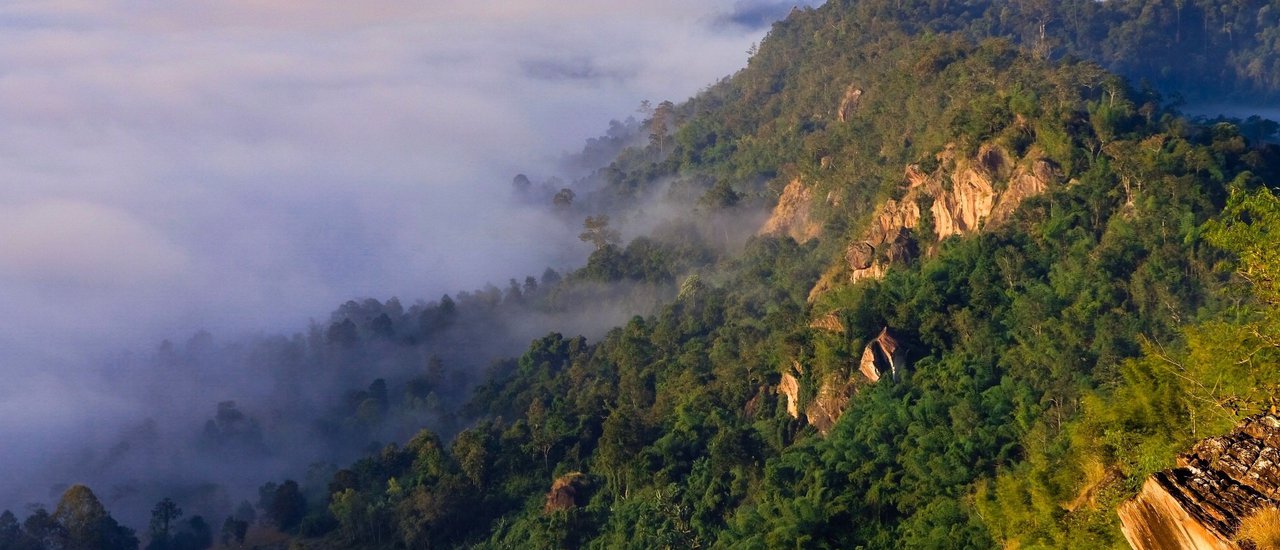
left=6, top=1, right=1280, bottom=548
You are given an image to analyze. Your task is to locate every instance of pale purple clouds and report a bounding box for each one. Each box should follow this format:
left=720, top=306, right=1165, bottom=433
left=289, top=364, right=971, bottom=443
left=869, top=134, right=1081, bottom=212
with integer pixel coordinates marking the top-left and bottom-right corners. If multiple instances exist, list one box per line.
left=0, top=1, right=805, bottom=350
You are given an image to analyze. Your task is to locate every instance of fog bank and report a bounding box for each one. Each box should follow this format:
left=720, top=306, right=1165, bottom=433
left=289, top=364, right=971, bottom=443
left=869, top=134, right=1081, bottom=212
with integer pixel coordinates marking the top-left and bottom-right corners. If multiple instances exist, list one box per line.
left=0, top=0, right=823, bottom=523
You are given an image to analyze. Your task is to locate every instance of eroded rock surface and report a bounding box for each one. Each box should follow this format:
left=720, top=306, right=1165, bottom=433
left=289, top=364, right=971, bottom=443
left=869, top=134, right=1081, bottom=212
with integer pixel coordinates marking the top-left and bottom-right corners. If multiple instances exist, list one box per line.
left=784, top=326, right=908, bottom=435
left=859, top=328, right=907, bottom=383
left=1119, top=414, right=1280, bottom=550
left=760, top=178, right=823, bottom=243
left=544, top=472, right=590, bottom=513
left=805, top=373, right=855, bottom=434
left=842, top=145, right=1059, bottom=285
left=779, top=372, right=801, bottom=419
left=837, top=85, right=864, bottom=122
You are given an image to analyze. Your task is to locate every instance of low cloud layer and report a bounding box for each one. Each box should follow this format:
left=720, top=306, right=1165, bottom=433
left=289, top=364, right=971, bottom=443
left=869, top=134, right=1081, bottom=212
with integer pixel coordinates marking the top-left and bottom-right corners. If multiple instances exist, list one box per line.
left=0, top=1, right=800, bottom=349
left=0, top=0, right=821, bottom=516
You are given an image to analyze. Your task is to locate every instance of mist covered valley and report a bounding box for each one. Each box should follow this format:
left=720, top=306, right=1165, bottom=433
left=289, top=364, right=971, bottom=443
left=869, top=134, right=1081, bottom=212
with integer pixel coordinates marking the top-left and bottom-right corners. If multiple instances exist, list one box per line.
left=0, top=0, right=802, bottom=535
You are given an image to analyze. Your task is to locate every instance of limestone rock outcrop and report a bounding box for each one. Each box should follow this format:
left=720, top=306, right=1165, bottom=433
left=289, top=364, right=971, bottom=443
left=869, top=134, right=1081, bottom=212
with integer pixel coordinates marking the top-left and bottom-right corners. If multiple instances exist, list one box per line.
left=1119, top=413, right=1280, bottom=550
left=760, top=178, right=823, bottom=243
left=782, top=326, right=909, bottom=434
left=808, top=310, right=847, bottom=333
left=805, top=373, right=857, bottom=434
left=859, top=328, right=907, bottom=383
left=779, top=372, right=801, bottom=419
left=544, top=472, right=591, bottom=513
left=841, top=145, right=1060, bottom=286
left=837, top=85, right=864, bottom=122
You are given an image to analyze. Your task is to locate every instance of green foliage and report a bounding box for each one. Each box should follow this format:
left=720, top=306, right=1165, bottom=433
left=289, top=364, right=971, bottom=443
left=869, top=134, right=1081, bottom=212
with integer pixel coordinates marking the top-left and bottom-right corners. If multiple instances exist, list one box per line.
left=976, top=188, right=1280, bottom=548
left=579, top=215, right=622, bottom=251
left=49, top=485, right=138, bottom=550
left=61, top=2, right=1279, bottom=547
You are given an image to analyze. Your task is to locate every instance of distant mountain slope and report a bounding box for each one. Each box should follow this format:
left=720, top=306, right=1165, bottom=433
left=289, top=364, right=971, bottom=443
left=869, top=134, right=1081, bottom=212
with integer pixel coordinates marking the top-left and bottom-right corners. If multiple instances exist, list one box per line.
left=240, top=8, right=1274, bottom=548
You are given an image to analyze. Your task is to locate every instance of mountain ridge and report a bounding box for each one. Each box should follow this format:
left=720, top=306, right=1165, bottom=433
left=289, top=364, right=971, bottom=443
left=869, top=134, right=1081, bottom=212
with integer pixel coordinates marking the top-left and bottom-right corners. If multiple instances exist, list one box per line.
left=6, top=2, right=1280, bottom=548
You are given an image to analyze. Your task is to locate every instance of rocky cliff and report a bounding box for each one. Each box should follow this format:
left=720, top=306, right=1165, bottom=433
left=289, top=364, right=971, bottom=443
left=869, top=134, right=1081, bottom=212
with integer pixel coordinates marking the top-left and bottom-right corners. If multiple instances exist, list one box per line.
left=780, top=323, right=908, bottom=435
left=805, top=371, right=858, bottom=434
left=859, top=328, right=906, bottom=383
left=1118, top=413, right=1280, bottom=550
left=544, top=472, right=591, bottom=513
left=760, top=177, right=824, bottom=243
left=807, top=145, right=1060, bottom=298
left=837, top=84, right=864, bottom=123
left=779, top=371, right=801, bottom=419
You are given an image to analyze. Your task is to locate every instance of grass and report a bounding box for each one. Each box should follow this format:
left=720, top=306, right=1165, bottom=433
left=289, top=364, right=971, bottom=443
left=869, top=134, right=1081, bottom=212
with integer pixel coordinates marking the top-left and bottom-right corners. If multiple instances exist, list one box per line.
left=1237, top=507, right=1280, bottom=550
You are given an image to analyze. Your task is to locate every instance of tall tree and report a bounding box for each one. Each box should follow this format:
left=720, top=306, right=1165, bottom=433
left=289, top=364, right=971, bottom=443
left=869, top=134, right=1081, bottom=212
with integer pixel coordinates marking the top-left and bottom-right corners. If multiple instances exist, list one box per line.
left=148, top=497, right=182, bottom=548
left=53, top=485, right=138, bottom=550
left=579, top=215, right=622, bottom=251
left=268, top=480, right=306, bottom=532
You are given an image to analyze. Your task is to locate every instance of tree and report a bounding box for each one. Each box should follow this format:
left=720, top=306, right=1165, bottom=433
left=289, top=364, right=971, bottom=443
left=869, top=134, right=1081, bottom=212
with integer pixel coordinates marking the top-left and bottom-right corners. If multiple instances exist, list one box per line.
left=257, top=481, right=278, bottom=513
left=54, top=485, right=138, bottom=550
left=326, top=318, right=360, bottom=348
left=219, top=517, right=248, bottom=547
left=700, top=180, right=740, bottom=209
left=268, top=481, right=306, bottom=532
left=56, top=485, right=107, bottom=545
left=0, top=510, right=40, bottom=550
left=649, top=100, right=676, bottom=151
left=579, top=215, right=622, bottom=251
left=147, top=498, right=182, bottom=549
left=22, top=507, right=64, bottom=549
left=1207, top=187, right=1280, bottom=306
left=170, top=516, right=212, bottom=550
left=512, top=173, right=532, bottom=193
left=553, top=188, right=576, bottom=210
left=233, top=500, right=255, bottom=525
left=452, top=427, right=494, bottom=488
left=328, top=489, right=365, bottom=543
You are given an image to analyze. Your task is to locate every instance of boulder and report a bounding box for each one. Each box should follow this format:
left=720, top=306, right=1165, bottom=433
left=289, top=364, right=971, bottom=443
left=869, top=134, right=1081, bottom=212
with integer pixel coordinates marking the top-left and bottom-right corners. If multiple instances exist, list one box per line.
left=760, top=178, right=822, bottom=243
left=847, top=242, right=875, bottom=270
left=544, top=472, right=590, bottom=513
left=859, top=328, right=907, bottom=383
left=1119, top=414, right=1280, bottom=549
left=779, top=373, right=801, bottom=419
left=837, top=85, right=864, bottom=122
left=805, top=373, right=855, bottom=435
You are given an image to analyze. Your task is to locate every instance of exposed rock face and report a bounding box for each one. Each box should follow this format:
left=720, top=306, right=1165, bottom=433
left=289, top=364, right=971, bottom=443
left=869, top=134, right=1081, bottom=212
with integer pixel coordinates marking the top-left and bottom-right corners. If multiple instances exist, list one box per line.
left=837, top=85, right=864, bottom=122
left=859, top=328, right=907, bottom=383
left=789, top=327, right=908, bottom=435
left=849, top=202, right=920, bottom=283
left=847, top=242, right=874, bottom=270
left=1119, top=414, right=1280, bottom=550
left=805, top=373, right=856, bottom=434
left=544, top=472, right=590, bottom=513
left=779, top=373, right=801, bottom=419
left=842, top=145, right=1059, bottom=285
left=744, top=384, right=772, bottom=418
left=760, top=178, right=823, bottom=243
left=809, top=310, right=846, bottom=333
left=991, top=158, right=1056, bottom=223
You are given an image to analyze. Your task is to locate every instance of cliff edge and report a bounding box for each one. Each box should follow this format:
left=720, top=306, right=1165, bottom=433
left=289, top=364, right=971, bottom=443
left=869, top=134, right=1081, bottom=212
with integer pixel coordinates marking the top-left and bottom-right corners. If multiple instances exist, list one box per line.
left=1119, top=413, right=1280, bottom=550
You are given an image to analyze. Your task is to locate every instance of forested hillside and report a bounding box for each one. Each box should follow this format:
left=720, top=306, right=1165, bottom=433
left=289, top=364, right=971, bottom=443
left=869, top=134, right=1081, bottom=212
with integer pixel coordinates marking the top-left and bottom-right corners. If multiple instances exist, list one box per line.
left=4, top=1, right=1280, bottom=549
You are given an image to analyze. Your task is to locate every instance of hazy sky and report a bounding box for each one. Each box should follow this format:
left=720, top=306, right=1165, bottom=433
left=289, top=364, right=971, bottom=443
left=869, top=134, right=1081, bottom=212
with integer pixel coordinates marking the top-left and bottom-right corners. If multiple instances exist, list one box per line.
left=0, top=0, right=813, bottom=371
